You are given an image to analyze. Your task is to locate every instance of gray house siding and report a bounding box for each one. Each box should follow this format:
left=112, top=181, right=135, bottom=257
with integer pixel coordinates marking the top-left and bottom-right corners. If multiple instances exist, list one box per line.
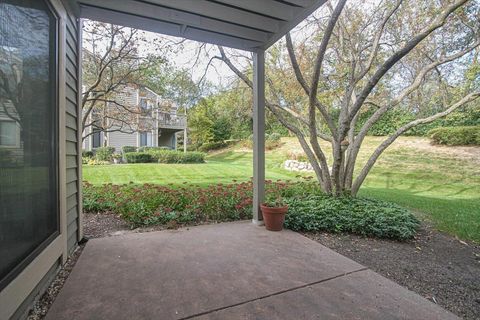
left=65, top=10, right=81, bottom=254
left=108, top=130, right=140, bottom=152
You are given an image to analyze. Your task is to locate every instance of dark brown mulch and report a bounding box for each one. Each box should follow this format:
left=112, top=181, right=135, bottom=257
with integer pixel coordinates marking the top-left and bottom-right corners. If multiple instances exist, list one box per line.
left=83, top=212, right=130, bottom=238
left=303, top=224, right=480, bottom=320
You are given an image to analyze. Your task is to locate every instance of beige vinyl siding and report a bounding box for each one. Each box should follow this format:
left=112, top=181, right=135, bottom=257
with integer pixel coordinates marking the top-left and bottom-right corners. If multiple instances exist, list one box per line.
left=65, top=11, right=80, bottom=254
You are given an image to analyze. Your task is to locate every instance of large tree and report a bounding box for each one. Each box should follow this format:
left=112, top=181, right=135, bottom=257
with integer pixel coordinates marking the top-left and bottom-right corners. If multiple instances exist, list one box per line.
left=81, top=21, right=169, bottom=141
left=216, top=0, right=479, bottom=196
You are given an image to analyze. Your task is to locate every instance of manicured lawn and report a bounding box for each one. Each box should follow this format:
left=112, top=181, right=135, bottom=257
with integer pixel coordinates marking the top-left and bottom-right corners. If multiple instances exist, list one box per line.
left=83, top=137, right=480, bottom=242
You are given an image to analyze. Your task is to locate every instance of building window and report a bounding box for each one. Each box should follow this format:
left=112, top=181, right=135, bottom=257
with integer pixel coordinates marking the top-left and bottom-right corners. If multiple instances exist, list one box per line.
left=0, top=120, right=18, bottom=147
left=0, top=0, right=59, bottom=290
left=140, top=98, right=151, bottom=116
left=92, top=128, right=102, bottom=148
left=140, top=131, right=152, bottom=147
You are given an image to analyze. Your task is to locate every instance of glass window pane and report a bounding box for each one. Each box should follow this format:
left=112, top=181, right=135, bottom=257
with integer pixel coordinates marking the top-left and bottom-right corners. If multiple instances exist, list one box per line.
left=0, top=121, right=17, bottom=146
left=0, top=0, right=59, bottom=289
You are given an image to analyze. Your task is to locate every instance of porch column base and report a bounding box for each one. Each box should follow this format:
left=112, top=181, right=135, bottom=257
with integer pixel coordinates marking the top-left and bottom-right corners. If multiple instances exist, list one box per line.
left=252, top=219, right=264, bottom=226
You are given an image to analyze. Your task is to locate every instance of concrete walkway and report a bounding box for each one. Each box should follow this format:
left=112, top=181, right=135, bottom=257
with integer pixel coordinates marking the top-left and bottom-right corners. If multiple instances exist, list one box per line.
left=46, top=221, right=458, bottom=320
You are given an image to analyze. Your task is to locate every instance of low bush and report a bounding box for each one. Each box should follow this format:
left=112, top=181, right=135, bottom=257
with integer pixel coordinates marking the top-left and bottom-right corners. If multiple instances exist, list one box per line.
left=82, top=150, right=94, bottom=158
left=83, top=178, right=418, bottom=240
left=284, top=195, right=419, bottom=240
left=242, top=133, right=283, bottom=150
left=428, top=126, right=480, bottom=146
left=138, top=146, right=172, bottom=152
left=124, top=152, right=153, bottom=163
left=95, top=147, right=115, bottom=161
left=285, top=150, right=308, bottom=162
left=121, top=146, right=137, bottom=154
left=148, top=150, right=205, bottom=163
left=198, top=141, right=227, bottom=152
left=84, top=158, right=111, bottom=166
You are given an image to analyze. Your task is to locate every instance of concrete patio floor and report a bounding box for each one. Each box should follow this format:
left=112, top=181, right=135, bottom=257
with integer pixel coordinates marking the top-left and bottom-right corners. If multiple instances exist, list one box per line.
left=46, top=221, right=458, bottom=320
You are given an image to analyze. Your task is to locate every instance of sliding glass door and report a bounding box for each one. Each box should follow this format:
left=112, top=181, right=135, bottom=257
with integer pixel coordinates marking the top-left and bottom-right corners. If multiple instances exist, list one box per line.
left=0, top=0, right=59, bottom=289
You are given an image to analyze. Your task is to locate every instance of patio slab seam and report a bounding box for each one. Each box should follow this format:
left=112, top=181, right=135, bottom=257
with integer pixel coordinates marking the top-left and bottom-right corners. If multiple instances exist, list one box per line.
left=181, top=267, right=369, bottom=320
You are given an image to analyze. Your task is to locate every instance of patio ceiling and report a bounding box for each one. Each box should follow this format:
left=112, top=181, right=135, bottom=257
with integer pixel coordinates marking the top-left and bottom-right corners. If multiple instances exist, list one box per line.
left=69, top=0, right=326, bottom=51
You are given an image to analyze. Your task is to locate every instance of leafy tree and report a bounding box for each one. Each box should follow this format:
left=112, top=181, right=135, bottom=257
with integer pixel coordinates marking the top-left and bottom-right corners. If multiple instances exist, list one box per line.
left=216, top=0, right=479, bottom=196
left=81, top=21, right=169, bottom=141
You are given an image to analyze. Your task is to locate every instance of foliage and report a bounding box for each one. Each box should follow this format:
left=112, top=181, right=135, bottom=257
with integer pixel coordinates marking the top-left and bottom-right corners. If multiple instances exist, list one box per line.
left=84, top=158, right=111, bottom=166
left=284, top=195, right=419, bottom=240
left=148, top=150, right=205, bottom=163
left=82, top=21, right=169, bottom=139
left=356, top=109, right=415, bottom=136
left=215, top=0, right=479, bottom=197
left=83, top=179, right=417, bottom=240
left=95, top=147, right=115, bottom=161
left=82, top=150, right=94, bottom=158
left=285, top=150, right=308, bottom=162
left=124, top=152, right=153, bottom=163
left=428, top=126, right=480, bottom=146
left=121, top=146, right=137, bottom=154
left=137, top=146, right=170, bottom=152
left=242, top=133, right=283, bottom=150
left=198, top=141, right=228, bottom=152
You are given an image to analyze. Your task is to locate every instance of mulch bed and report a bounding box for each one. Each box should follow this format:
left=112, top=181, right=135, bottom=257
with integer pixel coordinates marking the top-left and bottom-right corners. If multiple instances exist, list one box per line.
left=303, top=224, right=480, bottom=320
left=29, top=213, right=480, bottom=320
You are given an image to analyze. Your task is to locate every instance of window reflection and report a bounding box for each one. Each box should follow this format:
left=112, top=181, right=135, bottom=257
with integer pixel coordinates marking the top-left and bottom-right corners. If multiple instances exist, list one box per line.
left=0, top=0, right=58, bottom=288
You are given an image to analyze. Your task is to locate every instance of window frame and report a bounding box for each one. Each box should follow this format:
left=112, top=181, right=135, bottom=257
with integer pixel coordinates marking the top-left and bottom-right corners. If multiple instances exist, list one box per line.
left=0, top=0, right=61, bottom=291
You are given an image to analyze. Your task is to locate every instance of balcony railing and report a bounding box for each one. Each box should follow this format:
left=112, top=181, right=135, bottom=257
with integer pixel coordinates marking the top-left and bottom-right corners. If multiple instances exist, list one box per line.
left=157, top=112, right=186, bottom=129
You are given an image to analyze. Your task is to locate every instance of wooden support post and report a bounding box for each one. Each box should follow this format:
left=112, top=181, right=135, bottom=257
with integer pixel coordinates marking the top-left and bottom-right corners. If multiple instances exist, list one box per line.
left=252, top=50, right=265, bottom=225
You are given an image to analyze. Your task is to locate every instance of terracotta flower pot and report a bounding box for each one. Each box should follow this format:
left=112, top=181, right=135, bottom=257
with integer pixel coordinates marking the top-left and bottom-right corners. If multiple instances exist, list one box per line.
left=260, top=204, right=288, bottom=231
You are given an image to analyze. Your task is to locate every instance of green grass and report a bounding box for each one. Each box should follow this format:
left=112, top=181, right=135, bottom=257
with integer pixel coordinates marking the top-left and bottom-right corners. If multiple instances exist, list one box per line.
left=83, top=137, right=480, bottom=242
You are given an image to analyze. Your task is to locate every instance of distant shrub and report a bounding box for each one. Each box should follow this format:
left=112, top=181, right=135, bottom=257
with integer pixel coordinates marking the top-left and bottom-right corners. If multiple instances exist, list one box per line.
left=242, top=133, right=283, bottom=150
left=124, top=152, right=153, bottom=163
left=428, top=126, right=480, bottom=145
left=198, top=141, right=227, bottom=152
left=85, top=158, right=111, bottom=166
left=285, top=195, right=419, bottom=240
left=285, top=150, right=308, bottom=162
left=138, top=146, right=172, bottom=152
left=82, top=150, right=94, bottom=158
left=148, top=150, right=205, bottom=163
left=95, top=147, right=115, bottom=161
left=121, top=146, right=137, bottom=154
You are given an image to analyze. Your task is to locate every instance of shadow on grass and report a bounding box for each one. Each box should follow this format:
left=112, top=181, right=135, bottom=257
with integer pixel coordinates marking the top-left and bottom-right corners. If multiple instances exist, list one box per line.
left=360, top=187, right=480, bottom=243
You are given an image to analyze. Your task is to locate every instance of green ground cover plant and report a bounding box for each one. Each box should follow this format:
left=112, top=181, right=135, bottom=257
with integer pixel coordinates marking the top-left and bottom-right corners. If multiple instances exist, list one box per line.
left=83, top=178, right=419, bottom=240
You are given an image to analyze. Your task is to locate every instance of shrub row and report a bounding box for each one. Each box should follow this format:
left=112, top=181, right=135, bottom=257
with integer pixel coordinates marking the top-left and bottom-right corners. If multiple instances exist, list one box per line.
left=83, top=178, right=419, bottom=240
left=123, top=150, right=205, bottom=163
left=428, top=126, right=480, bottom=146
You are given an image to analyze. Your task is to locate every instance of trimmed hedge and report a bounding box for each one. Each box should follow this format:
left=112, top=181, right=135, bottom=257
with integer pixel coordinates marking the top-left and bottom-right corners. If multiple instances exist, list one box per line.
left=124, top=150, right=205, bottom=163
left=138, top=146, right=171, bottom=152
left=124, top=152, right=153, bottom=163
left=95, top=147, right=115, bottom=161
left=148, top=150, right=205, bottom=163
left=428, top=126, right=480, bottom=145
left=121, top=146, right=137, bottom=154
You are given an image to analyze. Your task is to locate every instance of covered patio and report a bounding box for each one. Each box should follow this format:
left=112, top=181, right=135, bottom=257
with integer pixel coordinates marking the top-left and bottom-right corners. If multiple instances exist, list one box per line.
left=46, top=222, right=457, bottom=319
left=0, top=1, right=464, bottom=319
